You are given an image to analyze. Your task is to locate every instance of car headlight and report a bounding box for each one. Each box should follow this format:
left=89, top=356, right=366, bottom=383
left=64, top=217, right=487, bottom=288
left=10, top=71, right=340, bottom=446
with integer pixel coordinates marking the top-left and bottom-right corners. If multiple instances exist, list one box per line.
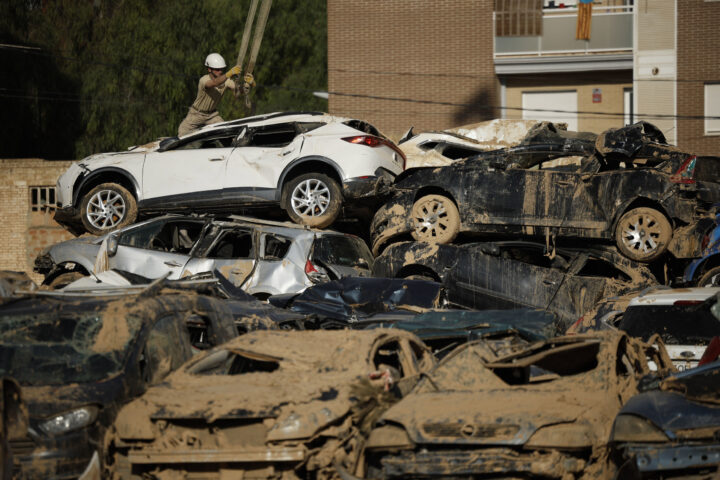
left=526, top=422, right=594, bottom=448
left=39, top=405, right=99, bottom=435
left=611, top=414, right=668, bottom=443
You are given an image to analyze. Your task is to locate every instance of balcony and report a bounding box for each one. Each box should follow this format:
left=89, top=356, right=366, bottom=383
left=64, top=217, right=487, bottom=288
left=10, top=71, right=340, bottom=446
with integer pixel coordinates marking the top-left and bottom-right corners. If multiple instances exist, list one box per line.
left=494, top=1, right=634, bottom=74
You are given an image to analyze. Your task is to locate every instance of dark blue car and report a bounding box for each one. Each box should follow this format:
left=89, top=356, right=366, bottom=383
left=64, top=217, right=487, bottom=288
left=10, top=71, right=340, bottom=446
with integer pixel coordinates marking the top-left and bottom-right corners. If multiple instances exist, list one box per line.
left=683, top=211, right=720, bottom=286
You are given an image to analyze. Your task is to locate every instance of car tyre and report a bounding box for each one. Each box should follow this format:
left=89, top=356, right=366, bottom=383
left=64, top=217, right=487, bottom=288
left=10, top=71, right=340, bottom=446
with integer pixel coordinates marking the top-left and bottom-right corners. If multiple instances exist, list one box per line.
left=45, top=271, right=85, bottom=289
left=697, top=266, right=720, bottom=287
left=410, top=194, right=460, bottom=245
left=282, top=173, right=342, bottom=228
left=80, top=183, right=138, bottom=235
left=615, top=207, right=671, bottom=262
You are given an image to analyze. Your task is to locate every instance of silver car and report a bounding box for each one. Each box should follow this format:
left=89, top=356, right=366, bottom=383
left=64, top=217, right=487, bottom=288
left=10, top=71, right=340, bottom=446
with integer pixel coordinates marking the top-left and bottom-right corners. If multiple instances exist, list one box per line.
left=34, top=215, right=373, bottom=297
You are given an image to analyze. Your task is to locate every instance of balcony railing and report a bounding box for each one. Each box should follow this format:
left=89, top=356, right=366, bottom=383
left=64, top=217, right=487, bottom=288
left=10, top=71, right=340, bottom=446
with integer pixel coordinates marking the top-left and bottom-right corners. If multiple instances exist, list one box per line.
left=495, top=4, right=633, bottom=57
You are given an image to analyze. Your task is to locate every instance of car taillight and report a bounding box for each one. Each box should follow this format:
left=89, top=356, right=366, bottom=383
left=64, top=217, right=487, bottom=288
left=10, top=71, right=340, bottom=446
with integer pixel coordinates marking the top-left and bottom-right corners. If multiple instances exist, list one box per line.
left=670, top=155, right=697, bottom=184
left=701, top=233, right=710, bottom=252
left=673, top=300, right=703, bottom=306
left=342, top=136, right=407, bottom=170
left=305, top=259, right=329, bottom=283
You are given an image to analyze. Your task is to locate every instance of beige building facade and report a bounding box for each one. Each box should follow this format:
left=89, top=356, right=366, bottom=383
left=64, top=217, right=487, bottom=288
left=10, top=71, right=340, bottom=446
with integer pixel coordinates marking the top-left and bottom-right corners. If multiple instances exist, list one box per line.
left=0, top=159, right=75, bottom=281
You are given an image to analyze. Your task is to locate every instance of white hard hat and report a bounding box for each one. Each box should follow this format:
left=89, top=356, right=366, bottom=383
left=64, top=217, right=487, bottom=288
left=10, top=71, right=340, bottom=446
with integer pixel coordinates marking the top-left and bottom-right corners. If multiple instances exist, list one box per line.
left=204, top=53, right=227, bottom=69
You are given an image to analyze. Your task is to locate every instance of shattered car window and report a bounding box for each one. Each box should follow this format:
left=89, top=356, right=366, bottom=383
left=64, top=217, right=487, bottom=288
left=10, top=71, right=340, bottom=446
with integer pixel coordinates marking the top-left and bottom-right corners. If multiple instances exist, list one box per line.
left=0, top=311, right=142, bottom=386
left=576, top=258, right=631, bottom=281
left=262, top=234, right=292, bottom=260
left=241, top=123, right=297, bottom=148
left=418, top=339, right=601, bottom=393
left=619, top=304, right=720, bottom=345
left=343, top=120, right=381, bottom=137
left=119, top=220, right=203, bottom=253
left=297, top=122, right=326, bottom=133
left=208, top=230, right=253, bottom=259
left=312, top=235, right=373, bottom=269
left=175, top=132, right=238, bottom=150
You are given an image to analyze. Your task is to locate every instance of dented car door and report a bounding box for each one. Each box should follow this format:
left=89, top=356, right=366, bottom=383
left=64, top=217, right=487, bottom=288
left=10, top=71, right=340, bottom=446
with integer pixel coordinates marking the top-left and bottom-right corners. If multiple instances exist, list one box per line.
left=184, top=227, right=257, bottom=287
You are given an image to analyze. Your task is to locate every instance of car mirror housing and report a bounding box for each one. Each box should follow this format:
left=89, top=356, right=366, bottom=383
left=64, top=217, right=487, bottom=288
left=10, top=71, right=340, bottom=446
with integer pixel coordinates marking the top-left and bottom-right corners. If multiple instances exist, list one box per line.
left=107, top=235, right=119, bottom=257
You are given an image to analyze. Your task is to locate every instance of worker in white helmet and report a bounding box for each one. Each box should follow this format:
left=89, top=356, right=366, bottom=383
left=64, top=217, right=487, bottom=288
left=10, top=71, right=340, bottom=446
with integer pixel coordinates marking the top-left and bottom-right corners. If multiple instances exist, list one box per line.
left=177, top=53, right=255, bottom=136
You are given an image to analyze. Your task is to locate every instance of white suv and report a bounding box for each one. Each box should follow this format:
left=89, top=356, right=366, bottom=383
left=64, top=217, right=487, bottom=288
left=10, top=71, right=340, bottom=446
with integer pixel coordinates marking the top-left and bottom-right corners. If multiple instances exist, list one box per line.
left=54, top=112, right=405, bottom=234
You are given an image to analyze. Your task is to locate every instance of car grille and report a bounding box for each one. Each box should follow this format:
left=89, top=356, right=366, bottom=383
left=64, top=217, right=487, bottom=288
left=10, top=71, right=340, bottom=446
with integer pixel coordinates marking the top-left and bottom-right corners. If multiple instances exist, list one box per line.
left=9, top=437, right=36, bottom=456
left=422, top=422, right=519, bottom=439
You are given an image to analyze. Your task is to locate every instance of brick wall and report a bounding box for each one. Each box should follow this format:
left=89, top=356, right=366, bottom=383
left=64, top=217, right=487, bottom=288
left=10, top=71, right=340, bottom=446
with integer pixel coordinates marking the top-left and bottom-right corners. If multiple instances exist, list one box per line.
left=677, top=0, right=720, bottom=155
left=327, top=0, right=499, bottom=138
left=0, top=159, right=75, bottom=281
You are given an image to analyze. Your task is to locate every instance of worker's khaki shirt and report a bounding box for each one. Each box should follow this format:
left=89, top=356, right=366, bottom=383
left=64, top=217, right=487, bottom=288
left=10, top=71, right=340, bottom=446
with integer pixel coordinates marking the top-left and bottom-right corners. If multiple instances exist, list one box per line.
left=191, top=74, right=236, bottom=113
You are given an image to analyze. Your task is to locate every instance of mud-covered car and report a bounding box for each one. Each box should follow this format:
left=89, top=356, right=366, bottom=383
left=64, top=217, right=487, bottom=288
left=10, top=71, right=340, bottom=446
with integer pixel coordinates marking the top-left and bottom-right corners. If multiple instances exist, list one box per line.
left=373, top=240, right=658, bottom=329
left=371, top=121, right=720, bottom=262
left=683, top=211, right=720, bottom=286
left=0, top=289, right=245, bottom=479
left=2, top=378, right=27, bottom=480
left=362, top=331, right=674, bottom=479
left=568, top=287, right=720, bottom=370
left=54, top=112, right=406, bottom=234
left=35, top=214, right=373, bottom=295
left=107, top=329, right=434, bottom=479
left=611, top=359, right=720, bottom=478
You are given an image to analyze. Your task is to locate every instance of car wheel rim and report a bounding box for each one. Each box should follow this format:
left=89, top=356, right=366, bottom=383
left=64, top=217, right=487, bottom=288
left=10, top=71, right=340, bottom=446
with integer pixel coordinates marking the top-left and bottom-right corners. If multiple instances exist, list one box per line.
left=291, top=179, right=330, bottom=217
left=413, top=198, right=450, bottom=239
left=86, top=189, right=126, bottom=230
left=620, top=213, right=662, bottom=255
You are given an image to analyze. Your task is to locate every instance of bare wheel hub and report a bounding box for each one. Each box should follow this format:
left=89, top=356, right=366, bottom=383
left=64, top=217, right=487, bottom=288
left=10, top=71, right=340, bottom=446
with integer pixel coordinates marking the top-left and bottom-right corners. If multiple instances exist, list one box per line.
left=291, top=179, right=330, bottom=217
left=86, top=189, right=126, bottom=230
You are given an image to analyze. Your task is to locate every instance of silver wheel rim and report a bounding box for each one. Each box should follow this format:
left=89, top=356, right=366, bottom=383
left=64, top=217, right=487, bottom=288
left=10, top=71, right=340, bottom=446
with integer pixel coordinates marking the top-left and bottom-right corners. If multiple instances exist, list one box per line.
left=86, top=189, right=126, bottom=230
left=290, top=179, right=330, bottom=217
left=413, top=199, right=451, bottom=240
left=620, top=213, right=663, bottom=256
left=701, top=272, right=720, bottom=287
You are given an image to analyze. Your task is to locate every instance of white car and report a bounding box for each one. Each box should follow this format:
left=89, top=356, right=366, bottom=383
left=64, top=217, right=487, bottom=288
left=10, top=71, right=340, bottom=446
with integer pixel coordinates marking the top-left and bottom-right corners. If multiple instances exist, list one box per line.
left=54, top=112, right=406, bottom=234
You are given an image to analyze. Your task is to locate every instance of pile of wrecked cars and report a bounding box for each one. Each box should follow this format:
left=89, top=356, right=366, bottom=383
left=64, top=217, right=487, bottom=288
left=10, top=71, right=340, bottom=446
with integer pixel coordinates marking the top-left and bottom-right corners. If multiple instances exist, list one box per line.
left=6, top=116, right=720, bottom=479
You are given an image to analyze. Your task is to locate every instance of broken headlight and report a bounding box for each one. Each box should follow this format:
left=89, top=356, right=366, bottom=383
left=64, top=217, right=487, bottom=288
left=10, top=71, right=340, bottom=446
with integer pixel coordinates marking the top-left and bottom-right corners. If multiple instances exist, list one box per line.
left=39, top=405, right=99, bottom=435
left=611, top=415, right=668, bottom=443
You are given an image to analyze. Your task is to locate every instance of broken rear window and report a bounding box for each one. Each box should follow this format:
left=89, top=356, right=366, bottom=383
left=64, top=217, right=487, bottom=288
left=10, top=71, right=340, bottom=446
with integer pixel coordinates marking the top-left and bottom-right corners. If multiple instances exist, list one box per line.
left=343, top=120, right=381, bottom=137
left=619, top=304, right=720, bottom=345
left=0, top=311, right=142, bottom=386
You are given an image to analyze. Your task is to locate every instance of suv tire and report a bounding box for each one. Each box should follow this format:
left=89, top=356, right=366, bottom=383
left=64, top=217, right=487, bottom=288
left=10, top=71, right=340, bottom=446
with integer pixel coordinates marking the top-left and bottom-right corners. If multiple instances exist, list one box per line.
left=80, top=183, right=138, bottom=235
left=615, top=207, right=671, bottom=262
left=282, top=173, right=342, bottom=228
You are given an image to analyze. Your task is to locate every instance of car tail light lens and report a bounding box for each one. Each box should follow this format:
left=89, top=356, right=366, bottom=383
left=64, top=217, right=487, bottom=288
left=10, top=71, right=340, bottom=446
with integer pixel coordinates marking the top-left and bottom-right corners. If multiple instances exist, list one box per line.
left=699, top=336, right=720, bottom=366
left=670, top=156, right=697, bottom=184
left=342, top=136, right=407, bottom=170
left=701, top=233, right=710, bottom=252
left=673, top=300, right=703, bottom=306
left=305, top=260, right=329, bottom=283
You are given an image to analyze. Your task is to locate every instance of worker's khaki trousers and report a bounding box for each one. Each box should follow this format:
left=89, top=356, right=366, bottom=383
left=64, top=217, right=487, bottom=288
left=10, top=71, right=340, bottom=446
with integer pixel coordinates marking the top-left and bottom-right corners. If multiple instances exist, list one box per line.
left=177, top=108, right=224, bottom=136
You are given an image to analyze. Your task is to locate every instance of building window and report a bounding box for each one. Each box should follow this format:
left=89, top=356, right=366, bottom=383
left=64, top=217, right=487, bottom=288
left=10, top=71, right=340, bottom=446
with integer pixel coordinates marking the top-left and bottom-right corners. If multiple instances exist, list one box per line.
left=30, top=186, right=56, bottom=212
left=706, top=84, right=720, bottom=135
left=495, top=0, right=543, bottom=37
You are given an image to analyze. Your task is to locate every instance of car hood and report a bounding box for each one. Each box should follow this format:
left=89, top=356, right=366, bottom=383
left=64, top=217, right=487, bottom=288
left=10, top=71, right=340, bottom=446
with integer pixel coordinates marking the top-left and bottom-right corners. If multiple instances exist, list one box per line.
left=114, top=368, right=362, bottom=441
left=619, top=390, right=720, bottom=436
left=380, top=388, right=618, bottom=447
left=21, top=374, right=127, bottom=418
left=79, top=150, right=146, bottom=170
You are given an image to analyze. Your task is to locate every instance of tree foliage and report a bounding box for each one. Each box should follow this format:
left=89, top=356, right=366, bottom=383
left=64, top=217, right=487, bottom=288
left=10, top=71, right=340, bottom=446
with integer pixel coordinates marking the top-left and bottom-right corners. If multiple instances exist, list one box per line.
left=0, top=0, right=327, bottom=159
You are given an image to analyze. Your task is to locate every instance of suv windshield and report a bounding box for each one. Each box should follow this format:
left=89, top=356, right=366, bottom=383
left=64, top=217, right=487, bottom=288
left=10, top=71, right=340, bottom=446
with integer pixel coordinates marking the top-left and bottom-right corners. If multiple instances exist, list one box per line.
left=312, top=235, right=373, bottom=270
left=0, top=304, right=142, bottom=386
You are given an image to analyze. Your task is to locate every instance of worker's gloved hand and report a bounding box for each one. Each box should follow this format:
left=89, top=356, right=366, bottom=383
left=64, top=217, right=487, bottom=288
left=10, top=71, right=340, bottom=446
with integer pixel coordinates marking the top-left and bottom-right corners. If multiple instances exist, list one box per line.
left=226, top=65, right=242, bottom=78
left=242, top=73, right=255, bottom=94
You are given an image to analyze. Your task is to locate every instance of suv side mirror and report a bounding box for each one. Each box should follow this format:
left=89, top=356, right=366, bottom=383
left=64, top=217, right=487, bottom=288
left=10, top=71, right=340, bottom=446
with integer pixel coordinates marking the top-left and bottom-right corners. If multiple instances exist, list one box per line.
left=107, top=234, right=119, bottom=257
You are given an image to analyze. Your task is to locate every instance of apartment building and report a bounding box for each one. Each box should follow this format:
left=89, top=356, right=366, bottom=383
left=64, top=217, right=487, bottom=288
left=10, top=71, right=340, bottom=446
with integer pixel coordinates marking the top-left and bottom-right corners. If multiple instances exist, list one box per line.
left=328, top=0, right=720, bottom=155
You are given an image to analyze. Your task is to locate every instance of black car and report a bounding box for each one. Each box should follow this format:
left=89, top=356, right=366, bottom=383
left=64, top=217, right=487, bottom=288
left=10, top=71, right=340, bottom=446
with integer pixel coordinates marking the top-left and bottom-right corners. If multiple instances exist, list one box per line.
left=2, top=377, right=26, bottom=480
left=373, top=241, right=659, bottom=329
left=0, top=289, right=242, bottom=479
left=611, top=360, right=720, bottom=478
left=371, top=122, right=720, bottom=262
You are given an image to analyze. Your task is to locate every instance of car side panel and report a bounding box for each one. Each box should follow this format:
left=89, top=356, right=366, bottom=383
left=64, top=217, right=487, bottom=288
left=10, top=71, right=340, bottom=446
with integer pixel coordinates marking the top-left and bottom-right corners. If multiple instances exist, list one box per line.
left=142, top=150, right=228, bottom=204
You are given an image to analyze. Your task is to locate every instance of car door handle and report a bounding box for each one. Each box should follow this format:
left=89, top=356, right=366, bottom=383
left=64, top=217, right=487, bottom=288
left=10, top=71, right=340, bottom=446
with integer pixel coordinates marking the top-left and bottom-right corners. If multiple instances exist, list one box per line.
left=164, top=261, right=182, bottom=267
left=282, top=149, right=294, bottom=156
left=209, top=157, right=224, bottom=161
left=542, top=279, right=557, bottom=285
left=556, top=180, right=573, bottom=187
left=230, top=269, right=246, bottom=274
